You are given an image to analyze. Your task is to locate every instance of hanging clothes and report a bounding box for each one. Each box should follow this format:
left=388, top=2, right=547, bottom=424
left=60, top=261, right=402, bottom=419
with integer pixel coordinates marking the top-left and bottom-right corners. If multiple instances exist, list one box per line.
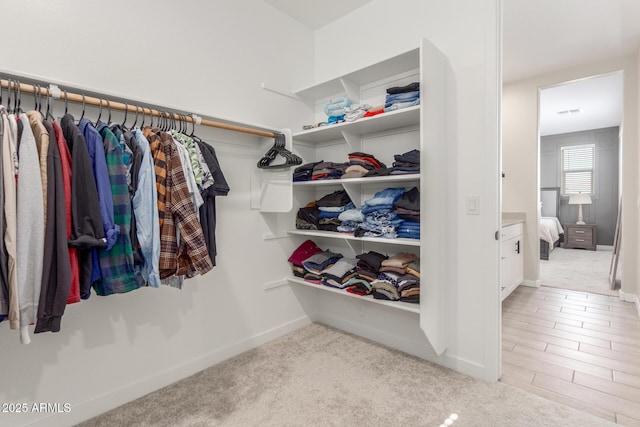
left=131, top=128, right=161, bottom=287
left=157, top=130, right=212, bottom=279
left=93, top=123, right=140, bottom=295
left=1, top=108, right=18, bottom=331
left=16, top=112, right=45, bottom=345
left=34, top=119, right=71, bottom=333
left=196, top=140, right=229, bottom=266
left=60, top=114, right=107, bottom=300
left=52, top=121, right=81, bottom=304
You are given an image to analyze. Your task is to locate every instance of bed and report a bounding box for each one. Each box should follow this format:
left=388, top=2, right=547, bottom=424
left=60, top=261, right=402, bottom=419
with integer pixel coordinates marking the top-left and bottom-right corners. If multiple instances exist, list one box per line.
left=540, top=187, right=564, bottom=260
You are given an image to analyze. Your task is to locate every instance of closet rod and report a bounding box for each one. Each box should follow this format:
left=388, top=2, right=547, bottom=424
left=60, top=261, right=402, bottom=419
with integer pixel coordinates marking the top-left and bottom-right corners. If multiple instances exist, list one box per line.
left=0, top=78, right=276, bottom=139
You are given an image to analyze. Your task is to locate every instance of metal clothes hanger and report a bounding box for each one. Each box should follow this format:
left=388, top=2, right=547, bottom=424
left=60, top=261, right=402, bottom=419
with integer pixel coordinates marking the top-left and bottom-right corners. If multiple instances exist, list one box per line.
left=106, top=99, right=112, bottom=125
left=257, top=132, right=303, bottom=169
left=46, top=87, right=55, bottom=121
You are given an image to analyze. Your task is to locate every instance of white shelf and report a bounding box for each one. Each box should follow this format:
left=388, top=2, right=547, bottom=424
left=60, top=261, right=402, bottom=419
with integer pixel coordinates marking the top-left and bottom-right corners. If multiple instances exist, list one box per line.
left=287, top=276, right=420, bottom=314
left=294, top=49, right=420, bottom=100
left=287, top=229, right=420, bottom=247
left=293, top=174, right=420, bottom=187
left=293, top=106, right=420, bottom=144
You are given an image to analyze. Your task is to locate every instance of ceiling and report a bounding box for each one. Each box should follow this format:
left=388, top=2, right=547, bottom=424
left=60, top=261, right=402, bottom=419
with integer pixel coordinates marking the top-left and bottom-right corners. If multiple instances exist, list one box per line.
left=539, top=72, right=623, bottom=136
left=264, top=0, right=373, bottom=30
left=265, top=0, right=640, bottom=134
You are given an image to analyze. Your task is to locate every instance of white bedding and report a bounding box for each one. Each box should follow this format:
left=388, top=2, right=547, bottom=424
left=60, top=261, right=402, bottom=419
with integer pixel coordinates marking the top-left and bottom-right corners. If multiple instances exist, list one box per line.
left=539, top=217, right=564, bottom=250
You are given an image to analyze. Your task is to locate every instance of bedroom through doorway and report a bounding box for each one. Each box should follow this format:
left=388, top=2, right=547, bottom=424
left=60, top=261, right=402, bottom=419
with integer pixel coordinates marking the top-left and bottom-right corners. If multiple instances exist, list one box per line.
left=537, top=71, right=623, bottom=297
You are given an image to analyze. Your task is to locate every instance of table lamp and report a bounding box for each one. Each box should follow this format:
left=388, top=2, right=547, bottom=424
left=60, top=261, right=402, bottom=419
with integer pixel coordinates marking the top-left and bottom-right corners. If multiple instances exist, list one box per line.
left=568, top=193, right=592, bottom=225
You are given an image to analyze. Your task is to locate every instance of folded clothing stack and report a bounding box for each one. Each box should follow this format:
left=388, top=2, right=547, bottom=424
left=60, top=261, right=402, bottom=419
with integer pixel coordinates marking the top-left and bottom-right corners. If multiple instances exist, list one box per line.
left=337, top=206, right=364, bottom=233
left=296, top=202, right=320, bottom=230
left=384, top=82, right=420, bottom=112
left=393, top=187, right=420, bottom=239
left=322, top=258, right=358, bottom=288
left=372, top=252, right=420, bottom=303
left=288, top=240, right=323, bottom=277
left=316, top=190, right=354, bottom=232
left=312, top=161, right=349, bottom=181
left=345, top=251, right=388, bottom=295
left=344, top=103, right=372, bottom=122
left=324, top=97, right=352, bottom=124
left=348, top=152, right=386, bottom=171
left=302, top=250, right=344, bottom=284
left=355, top=187, right=405, bottom=239
left=294, top=161, right=323, bottom=182
left=391, top=149, right=420, bottom=175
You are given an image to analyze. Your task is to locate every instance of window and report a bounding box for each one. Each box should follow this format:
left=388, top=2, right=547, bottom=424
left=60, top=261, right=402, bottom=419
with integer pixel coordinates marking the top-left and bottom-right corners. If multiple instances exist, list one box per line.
left=561, top=144, right=595, bottom=195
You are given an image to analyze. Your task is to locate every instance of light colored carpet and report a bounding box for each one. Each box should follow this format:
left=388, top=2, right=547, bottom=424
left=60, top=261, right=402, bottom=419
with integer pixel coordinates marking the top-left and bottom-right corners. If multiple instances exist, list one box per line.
left=78, top=324, right=614, bottom=427
left=540, top=247, right=618, bottom=296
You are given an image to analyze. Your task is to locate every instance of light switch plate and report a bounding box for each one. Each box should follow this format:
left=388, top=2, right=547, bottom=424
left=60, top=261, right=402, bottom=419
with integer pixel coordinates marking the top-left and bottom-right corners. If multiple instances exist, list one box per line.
left=466, top=196, right=480, bottom=215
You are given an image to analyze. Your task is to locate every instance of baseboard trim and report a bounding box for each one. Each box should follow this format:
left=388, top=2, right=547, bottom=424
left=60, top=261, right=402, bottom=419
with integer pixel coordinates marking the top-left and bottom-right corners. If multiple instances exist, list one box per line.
left=521, top=279, right=540, bottom=288
left=619, top=290, right=640, bottom=317
left=30, top=315, right=312, bottom=427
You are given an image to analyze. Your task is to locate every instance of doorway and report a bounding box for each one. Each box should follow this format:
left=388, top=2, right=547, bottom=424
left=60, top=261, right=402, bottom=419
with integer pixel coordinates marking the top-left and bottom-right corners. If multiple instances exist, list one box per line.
left=537, top=71, right=623, bottom=296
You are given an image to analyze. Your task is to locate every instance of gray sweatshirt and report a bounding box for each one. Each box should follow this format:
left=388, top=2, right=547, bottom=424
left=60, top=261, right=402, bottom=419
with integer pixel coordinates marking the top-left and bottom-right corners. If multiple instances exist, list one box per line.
left=17, top=113, right=45, bottom=345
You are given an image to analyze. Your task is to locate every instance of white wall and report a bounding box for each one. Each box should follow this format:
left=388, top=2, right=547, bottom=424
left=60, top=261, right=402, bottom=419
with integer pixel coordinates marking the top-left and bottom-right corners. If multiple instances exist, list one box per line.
left=0, top=1, right=315, bottom=426
left=503, top=55, right=639, bottom=299
left=313, top=0, right=502, bottom=381
left=0, top=2, right=503, bottom=425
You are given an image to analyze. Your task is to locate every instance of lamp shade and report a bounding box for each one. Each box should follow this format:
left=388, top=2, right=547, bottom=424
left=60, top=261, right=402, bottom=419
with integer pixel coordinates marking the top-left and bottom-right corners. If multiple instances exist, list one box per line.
left=568, top=193, right=592, bottom=205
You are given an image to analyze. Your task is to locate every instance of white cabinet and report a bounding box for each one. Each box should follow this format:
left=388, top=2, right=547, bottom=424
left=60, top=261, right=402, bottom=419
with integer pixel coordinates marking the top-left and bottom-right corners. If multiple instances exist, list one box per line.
left=500, top=222, right=524, bottom=301
left=275, top=38, right=453, bottom=358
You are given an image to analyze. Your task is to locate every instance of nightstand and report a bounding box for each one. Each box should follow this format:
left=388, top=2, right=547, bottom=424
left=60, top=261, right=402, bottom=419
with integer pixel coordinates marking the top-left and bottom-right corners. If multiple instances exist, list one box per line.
left=564, top=224, right=597, bottom=251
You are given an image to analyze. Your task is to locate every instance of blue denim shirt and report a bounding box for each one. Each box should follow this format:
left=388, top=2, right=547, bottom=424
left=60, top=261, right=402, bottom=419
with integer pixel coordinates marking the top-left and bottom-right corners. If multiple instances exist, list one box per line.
left=132, top=128, right=161, bottom=287
left=79, top=118, right=119, bottom=250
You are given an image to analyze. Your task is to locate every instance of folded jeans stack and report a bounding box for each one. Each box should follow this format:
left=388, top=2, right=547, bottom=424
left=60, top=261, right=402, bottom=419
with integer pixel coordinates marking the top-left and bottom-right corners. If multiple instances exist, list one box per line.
left=384, top=82, right=420, bottom=112
left=337, top=207, right=364, bottom=233
left=394, top=187, right=420, bottom=239
left=355, top=188, right=406, bottom=239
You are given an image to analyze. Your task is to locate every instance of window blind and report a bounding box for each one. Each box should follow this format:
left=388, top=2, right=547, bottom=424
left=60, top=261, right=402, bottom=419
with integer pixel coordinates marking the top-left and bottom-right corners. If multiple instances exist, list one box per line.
left=562, top=144, right=594, bottom=195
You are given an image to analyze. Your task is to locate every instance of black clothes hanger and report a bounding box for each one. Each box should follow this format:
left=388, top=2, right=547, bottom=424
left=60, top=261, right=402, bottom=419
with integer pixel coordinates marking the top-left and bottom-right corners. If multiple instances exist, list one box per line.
left=63, top=90, right=68, bottom=115
left=16, top=80, right=23, bottom=114
left=132, top=106, right=139, bottom=128
left=141, top=107, right=146, bottom=128
left=257, top=133, right=302, bottom=169
left=122, top=103, right=129, bottom=130
left=106, top=99, right=112, bottom=125
left=95, top=98, right=103, bottom=125
left=80, top=94, right=86, bottom=121
left=6, top=81, right=12, bottom=113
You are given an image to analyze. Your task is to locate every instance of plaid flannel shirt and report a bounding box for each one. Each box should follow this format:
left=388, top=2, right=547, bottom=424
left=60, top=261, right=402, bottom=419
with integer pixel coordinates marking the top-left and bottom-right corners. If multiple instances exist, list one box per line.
left=158, top=132, right=212, bottom=278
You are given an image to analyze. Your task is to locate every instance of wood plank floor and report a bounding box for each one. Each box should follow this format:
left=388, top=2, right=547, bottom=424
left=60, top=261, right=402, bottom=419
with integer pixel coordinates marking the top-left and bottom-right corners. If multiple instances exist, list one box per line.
left=501, top=285, right=640, bottom=425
